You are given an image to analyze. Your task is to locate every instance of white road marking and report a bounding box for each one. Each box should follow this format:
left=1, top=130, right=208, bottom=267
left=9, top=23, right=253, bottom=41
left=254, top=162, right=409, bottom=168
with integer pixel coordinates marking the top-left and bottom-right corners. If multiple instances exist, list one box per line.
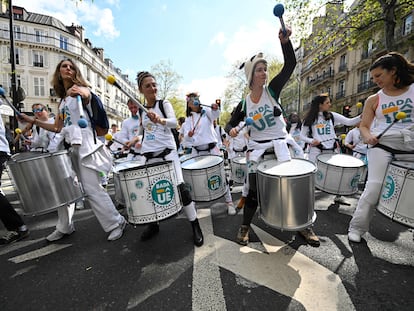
left=192, top=208, right=226, bottom=311
left=8, top=244, right=72, bottom=264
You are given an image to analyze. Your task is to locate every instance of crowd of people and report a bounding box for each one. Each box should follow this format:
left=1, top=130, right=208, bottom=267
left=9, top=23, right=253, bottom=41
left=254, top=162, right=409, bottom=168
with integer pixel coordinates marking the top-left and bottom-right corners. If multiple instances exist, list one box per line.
left=1, top=25, right=413, bottom=251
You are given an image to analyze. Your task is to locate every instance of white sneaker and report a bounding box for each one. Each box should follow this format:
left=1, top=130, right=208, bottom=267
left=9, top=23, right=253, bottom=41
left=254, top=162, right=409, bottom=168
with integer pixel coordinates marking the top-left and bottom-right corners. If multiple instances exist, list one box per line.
left=348, top=231, right=361, bottom=243
left=46, top=227, right=75, bottom=242
left=107, top=217, right=127, bottom=241
left=334, top=195, right=349, bottom=205
left=227, top=202, right=236, bottom=215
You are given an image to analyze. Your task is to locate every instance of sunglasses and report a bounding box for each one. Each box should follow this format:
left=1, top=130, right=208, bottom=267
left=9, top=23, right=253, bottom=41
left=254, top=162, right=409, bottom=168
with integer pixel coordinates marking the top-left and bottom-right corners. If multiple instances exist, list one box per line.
left=32, top=108, right=44, bottom=113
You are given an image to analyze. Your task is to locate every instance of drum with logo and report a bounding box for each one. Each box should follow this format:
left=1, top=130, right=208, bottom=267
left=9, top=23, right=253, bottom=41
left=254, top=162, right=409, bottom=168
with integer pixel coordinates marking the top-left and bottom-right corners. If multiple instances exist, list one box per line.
left=118, top=161, right=182, bottom=224
left=257, top=159, right=317, bottom=231
left=6, top=151, right=83, bottom=216
left=231, top=156, right=247, bottom=184
left=378, top=161, right=414, bottom=228
left=315, top=153, right=365, bottom=195
left=181, top=155, right=226, bottom=202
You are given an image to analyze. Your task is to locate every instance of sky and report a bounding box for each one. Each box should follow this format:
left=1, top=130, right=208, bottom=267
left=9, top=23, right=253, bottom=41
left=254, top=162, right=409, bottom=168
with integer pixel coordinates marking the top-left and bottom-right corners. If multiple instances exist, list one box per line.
left=12, top=0, right=289, bottom=105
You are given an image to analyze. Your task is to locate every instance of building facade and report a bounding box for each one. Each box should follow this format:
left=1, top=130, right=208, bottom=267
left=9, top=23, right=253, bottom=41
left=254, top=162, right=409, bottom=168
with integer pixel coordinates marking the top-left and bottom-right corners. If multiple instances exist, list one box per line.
left=282, top=1, right=414, bottom=118
left=0, top=3, right=137, bottom=129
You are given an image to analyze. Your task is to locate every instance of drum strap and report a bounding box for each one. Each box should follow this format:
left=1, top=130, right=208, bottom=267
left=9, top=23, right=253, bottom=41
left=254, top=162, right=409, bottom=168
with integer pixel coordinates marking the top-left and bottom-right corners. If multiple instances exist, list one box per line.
left=373, top=143, right=414, bottom=155
left=143, top=148, right=173, bottom=160
left=194, top=142, right=216, bottom=152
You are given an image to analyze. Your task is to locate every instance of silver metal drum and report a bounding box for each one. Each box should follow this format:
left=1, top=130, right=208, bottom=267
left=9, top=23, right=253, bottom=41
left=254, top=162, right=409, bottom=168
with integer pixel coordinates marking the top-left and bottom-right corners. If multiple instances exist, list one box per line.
left=378, top=161, right=414, bottom=228
left=181, top=155, right=227, bottom=202
left=231, top=156, right=247, bottom=184
left=6, top=151, right=83, bottom=216
left=257, top=159, right=317, bottom=231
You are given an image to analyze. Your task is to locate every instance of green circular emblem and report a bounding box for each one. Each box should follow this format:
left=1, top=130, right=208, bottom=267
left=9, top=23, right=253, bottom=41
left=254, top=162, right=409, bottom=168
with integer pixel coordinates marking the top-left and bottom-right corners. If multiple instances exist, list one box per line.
left=151, top=179, right=174, bottom=205
left=381, top=174, right=395, bottom=200
left=208, top=175, right=222, bottom=191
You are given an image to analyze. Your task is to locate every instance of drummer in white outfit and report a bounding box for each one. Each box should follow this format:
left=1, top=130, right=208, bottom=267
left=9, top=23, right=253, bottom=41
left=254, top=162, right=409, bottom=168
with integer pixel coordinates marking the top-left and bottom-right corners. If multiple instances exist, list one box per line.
left=133, top=71, right=204, bottom=247
left=300, top=94, right=361, bottom=205
left=348, top=52, right=414, bottom=243
left=182, top=93, right=236, bottom=215
left=115, top=99, right=143, bottom=161
left=20, top=59, right=126, bottom=242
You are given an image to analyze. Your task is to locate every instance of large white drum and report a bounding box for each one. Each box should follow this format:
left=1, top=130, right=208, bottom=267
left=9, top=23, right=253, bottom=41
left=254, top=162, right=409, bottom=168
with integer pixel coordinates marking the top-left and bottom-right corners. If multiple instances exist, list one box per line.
left=315, top=153, right=365, bottom=195
left=231, top=156, right=247, bottom=184
left=378, top=161, right=414, bottom=228
left=118, top=161, right=182, bottom=224
left=181, top=155, right=227, bottom=202
left=6, top=151, right=83, bottom=215
left=257, top=159, right=317, bottom=231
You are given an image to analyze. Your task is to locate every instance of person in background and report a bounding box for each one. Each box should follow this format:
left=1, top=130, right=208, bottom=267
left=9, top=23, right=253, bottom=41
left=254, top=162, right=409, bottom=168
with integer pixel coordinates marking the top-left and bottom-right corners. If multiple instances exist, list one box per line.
left=348, top=52, right=414, bottom=243
left=19, top=58, right=126, bottom=242
left=115, top=99, right=143, bottom=161
left=286, top=112, right=306, bottom=158
left=182, top=93, right=236, bottom=215
left=134, top=71, right=204, bottom=246
left=0, top=106, right=29, bottom=244
left=344, top=121, right=367, bottom=160
left=300, top=94, right=361, bottom=205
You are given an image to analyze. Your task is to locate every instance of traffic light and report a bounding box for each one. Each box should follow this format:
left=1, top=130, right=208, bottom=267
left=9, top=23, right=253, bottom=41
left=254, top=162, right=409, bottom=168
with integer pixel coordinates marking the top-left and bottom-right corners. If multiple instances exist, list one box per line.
left=343, top=105, right=350, bottom=117
left=215, top=99, right=221, bottom=106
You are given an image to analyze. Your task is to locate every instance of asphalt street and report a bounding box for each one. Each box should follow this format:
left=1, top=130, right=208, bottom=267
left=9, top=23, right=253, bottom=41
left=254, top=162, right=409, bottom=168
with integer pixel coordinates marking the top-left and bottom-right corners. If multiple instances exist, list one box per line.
left=1, top=167, right=413, bottom=311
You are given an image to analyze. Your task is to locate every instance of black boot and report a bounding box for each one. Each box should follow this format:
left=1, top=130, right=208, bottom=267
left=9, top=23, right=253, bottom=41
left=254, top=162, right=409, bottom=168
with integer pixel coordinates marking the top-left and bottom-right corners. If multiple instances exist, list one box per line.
left=141, top=222, right=159, bottom=241
left=191, top=219, right=204, bottom=247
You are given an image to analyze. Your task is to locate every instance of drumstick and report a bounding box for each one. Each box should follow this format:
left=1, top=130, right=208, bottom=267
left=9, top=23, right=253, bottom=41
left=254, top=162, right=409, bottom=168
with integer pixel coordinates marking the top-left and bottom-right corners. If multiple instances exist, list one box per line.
left=104, top=133, right=130, bottom=148
left=0, top=87, right=21, bottom=116
left=15, top=128, right=28, bottom=141
left=236, top=117, right=254, bottom=133
left=192, top=109, right=206, bottom=132
left=106, top=75, right=148, bottom=114
left=77, top=95, right=88, bottom=128
left=376, top=111, right=407, bottom=139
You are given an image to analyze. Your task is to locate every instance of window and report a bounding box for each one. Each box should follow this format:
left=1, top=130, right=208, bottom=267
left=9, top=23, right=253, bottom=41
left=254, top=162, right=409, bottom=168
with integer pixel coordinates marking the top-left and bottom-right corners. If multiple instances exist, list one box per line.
left=60, top=35, right=68, bottom=50
left=15, top=47, right=23, bottom=65
left=33, top=51, right=44, bottom=67
left=34, top=29, right=46, bottom=43
left=34, top=77, right=46, bottom=96
left=13, top=25, right=21, bottom=40
left=339, top=54, right=347, bottom=72
left=403, top=14, right=412, bottom=36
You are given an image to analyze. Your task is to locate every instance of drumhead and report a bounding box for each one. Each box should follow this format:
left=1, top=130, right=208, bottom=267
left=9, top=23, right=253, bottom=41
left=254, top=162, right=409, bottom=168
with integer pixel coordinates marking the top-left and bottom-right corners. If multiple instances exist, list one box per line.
left=317, top=153, right=365, bottom=168
left=232, top=156, right=246, bottom=165
left=390, top=161, right=414, bottom=170
left=114, top=160, right=143, bottom=173
left=181, top=155, right=223, bottom=170
left=257, top=159, right=316, bottom=176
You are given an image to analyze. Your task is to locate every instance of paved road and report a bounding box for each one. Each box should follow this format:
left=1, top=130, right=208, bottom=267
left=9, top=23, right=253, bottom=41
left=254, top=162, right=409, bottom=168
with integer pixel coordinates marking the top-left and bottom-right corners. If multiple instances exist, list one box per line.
left=1, top=169, right=413, bottom=311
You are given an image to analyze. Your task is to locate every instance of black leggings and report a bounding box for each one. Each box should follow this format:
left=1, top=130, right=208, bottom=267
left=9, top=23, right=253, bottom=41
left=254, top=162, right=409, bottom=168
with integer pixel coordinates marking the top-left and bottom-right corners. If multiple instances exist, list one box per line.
left=242, top=172, right=259, bottom=226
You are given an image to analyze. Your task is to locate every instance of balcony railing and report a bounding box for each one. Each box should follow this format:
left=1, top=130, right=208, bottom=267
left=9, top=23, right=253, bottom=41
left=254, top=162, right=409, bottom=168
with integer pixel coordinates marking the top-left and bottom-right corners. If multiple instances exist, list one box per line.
left=336, top=90, right=346, bottom=99
left=33, top=62, right=43, bottom=67
left=338, top=63, right=347, bottom=72
left=357, top=80, right=376, bottom=92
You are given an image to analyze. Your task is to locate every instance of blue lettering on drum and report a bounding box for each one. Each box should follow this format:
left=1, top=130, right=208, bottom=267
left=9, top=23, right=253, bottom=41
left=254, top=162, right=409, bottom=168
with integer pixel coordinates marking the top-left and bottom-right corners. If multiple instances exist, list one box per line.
left=151, top=179, right=174, bottom=205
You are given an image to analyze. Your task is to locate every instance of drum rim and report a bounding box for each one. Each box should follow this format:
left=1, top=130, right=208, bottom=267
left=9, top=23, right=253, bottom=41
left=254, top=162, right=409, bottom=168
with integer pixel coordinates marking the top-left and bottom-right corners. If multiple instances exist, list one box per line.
left=9, top=150, right=68, bottom=162
left=257, top=159, right=317, bottom=176
left=181, top=155, right=223, bottom=170
left=118, top=160, right=173, bottom=173
left=388, top=161, right=414, bottom=169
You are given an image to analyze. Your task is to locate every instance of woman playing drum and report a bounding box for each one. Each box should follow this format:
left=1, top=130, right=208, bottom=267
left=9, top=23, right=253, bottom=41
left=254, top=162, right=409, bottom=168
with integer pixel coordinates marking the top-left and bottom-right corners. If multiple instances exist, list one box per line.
left=348, top=52, right=414, bottom=243
left=225, top=26, right=318, bottom=246
left=133, top=71, right=204, bottom=247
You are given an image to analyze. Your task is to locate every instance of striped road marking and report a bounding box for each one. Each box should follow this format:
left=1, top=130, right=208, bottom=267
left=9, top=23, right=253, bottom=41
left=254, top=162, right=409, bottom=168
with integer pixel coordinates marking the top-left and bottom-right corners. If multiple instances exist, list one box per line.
left=8, top=244, right=72, bottom=264
left=194, top=209, right=355, bottom=311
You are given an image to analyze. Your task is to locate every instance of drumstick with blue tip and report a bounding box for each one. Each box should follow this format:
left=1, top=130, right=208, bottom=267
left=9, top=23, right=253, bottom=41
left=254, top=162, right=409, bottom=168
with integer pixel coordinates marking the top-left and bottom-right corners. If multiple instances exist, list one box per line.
left=273, top=3, right=287, bottom=36
left=236, top=117, right=254, bottom=133
left=376, top=111, right=407, bottom=139
left=107, top=75, right=148, bottom=114
left=77, top=95, right=88, bottom=128
left=0, top=87, right=22, bottom=116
